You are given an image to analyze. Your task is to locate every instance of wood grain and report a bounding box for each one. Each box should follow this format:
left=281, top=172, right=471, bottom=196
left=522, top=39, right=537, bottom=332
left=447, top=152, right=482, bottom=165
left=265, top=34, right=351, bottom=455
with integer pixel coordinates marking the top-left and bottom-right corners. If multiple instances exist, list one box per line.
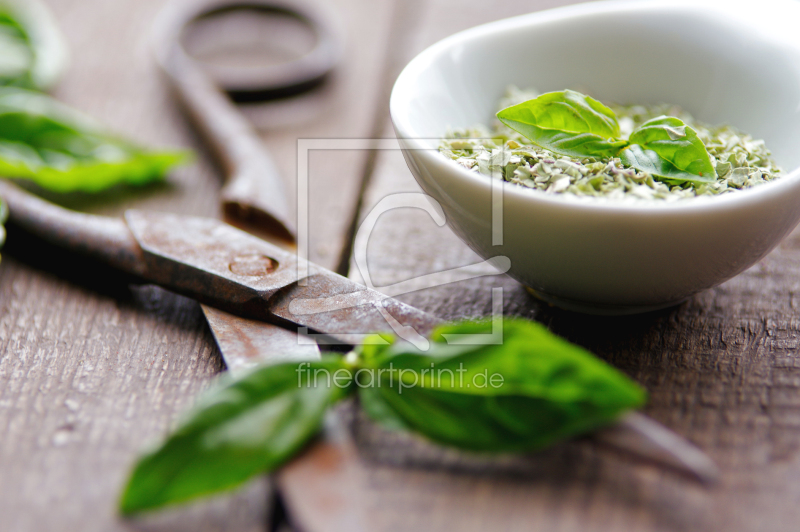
left=0, top=0, right=399, bottom=530
left=347, top=1, right=800, bottom=531
left=7, top=0, right=800, bottom=530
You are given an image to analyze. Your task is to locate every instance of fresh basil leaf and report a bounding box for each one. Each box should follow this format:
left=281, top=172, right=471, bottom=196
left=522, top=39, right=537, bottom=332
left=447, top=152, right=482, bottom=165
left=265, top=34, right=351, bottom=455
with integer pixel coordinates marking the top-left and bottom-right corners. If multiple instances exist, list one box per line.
left=0, top=88, right=188, bottom=192
left=0, top=0, right=67, bottom=90
left=619, top=145, right=713, bottom=185
left=621, top=115, right=715, bottom=184
left=496, top=90, right=628, bottom=158
left=358, top=383, right=410, bottom=432
left=357, top=319, right=646, bottom=452
left=119, top=357, right=351, bottom=515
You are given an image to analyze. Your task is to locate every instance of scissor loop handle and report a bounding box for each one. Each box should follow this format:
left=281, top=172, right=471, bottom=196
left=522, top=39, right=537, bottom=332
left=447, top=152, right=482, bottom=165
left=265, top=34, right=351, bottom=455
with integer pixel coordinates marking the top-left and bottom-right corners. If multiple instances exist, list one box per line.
left=156, top=0, right=339, bottom=101
left=152, top=0, right=341, bottom=242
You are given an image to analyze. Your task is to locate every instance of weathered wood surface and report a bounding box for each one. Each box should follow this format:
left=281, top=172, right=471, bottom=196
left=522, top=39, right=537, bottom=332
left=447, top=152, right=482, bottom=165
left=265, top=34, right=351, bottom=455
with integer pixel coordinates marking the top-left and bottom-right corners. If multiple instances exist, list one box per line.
left=348, top=1, right=800, bottom=531
left=0, top=0, right=397, bottom=530
left=4, top=0, right=800, bottom=530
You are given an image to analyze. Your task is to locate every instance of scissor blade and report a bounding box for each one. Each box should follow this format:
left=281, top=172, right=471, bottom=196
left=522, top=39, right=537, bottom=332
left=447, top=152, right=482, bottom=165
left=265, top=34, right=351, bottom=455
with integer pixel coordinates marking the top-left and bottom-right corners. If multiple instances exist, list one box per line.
left=124, top=211, right=717, bottom=482
left=267, top=271, right=442, bottom=345
left=202, top=309, right=370, bottom=532
left=277, top=414, right=370, bottom=532
left=592, top=412, right=719, bottom=484
left=202, top=305, right=318, bottom=371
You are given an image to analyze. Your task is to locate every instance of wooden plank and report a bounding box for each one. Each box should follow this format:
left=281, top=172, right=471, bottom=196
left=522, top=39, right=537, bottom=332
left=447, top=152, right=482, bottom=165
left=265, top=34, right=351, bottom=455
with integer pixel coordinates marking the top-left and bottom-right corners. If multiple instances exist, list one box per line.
left=348, top=1, right=800, bottom=530
left=0, top=0, right=400, bottom=530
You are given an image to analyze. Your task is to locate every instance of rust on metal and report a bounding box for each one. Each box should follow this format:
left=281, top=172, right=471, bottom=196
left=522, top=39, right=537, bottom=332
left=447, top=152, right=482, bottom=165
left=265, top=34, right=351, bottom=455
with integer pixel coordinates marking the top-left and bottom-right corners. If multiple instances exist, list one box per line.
left=228, top=254, right=278, bottom=276
left=202, top=304, right=319, bottom=372
left=0, top=178, right=719, bottom=491
left=269, top=272, right=442, bottom=345
left=277, top=415, right=371, bottom=532
left=0, top=180, right=442, bottom=346
left=124, top=210, right=442, bottom=343
left=152, top=0, right=296, bottom=240
left=151, top=0, right=341, bottom=242
left=0, top=181, right=147, bottom=277
left=124, top=210, right=299, bottom=320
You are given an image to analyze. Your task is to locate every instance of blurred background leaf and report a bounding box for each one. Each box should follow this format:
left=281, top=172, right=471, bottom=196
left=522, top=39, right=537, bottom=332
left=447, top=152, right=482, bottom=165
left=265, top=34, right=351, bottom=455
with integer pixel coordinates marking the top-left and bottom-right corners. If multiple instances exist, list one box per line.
left=0, top=87, right=189, bottom=193
left=0, top=0, right=67, bottom=90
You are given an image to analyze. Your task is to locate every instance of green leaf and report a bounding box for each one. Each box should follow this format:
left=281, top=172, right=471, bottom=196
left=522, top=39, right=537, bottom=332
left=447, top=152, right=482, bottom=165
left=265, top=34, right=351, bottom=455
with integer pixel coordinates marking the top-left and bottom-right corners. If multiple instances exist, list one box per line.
left=496, top=90, right=628, bottom=158
left=0, top=0, right=67, bottom=90
left=0, top=88, right=189, bottom=192
left=620, top=115, right=715, bottom=184
left=119, top=357, right=352, bottom=515
left=357, top=319, right=646, bottom=452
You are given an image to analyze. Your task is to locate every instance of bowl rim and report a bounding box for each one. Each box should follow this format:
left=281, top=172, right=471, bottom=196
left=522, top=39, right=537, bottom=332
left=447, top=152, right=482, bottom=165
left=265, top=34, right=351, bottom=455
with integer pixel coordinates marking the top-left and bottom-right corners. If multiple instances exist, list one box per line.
left=390, top=0, right=800, bottom=216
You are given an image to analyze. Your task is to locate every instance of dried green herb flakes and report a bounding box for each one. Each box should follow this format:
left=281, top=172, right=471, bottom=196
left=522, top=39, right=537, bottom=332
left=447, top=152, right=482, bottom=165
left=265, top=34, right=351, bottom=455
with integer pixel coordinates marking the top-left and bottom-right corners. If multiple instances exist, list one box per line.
left=440, top=87, right=783, bottom=201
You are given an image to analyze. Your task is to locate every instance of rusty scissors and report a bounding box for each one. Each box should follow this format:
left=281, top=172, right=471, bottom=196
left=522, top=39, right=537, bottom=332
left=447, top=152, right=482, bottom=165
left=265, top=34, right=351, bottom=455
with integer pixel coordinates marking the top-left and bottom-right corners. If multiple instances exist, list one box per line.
left=0, top=0, right=719, bottom=530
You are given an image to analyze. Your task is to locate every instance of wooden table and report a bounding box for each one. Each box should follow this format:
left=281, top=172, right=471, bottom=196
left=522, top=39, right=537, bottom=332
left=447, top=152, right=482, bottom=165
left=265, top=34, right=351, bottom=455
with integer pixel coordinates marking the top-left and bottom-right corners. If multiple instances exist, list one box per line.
left=2, top=0, right=800, bottom=530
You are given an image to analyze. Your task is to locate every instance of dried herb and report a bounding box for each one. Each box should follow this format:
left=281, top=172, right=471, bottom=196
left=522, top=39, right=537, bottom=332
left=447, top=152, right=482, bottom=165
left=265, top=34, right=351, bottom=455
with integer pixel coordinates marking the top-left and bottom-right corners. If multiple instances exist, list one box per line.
left=496, top=90, right=718, bottom=184
left=119, top=318, right=645, bottom=514
left=441, top=87, right=782, bottom=200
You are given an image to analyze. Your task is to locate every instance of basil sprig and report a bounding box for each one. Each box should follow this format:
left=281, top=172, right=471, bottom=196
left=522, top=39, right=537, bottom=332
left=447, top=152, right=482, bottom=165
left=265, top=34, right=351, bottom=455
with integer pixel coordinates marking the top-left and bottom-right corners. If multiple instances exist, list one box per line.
left=497, top=90, right=716, bottom=185
left=119, top=318, right=646, bottom=515
left=358, top=319, right=645, bottom=452
left=120, top=358, right=350, bottom=515
left=0, top=88, right=189, bottom=192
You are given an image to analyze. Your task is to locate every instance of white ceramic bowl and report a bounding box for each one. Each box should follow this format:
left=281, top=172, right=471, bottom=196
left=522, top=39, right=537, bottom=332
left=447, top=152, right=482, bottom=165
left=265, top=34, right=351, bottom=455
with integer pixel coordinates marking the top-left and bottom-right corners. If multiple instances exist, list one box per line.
left=390, top=0, right=800, bottom=314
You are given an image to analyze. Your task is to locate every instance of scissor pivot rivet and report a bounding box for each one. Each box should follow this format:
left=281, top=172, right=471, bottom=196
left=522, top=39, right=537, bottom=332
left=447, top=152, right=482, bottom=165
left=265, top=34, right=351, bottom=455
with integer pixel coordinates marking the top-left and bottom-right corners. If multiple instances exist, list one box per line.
left=229, top=254, right=278, bottom=276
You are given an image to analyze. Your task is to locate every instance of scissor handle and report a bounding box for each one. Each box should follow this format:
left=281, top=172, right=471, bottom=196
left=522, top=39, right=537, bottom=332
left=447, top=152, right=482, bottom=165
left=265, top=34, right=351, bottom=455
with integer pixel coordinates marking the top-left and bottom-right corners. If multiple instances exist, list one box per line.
left=0, top=179, right=442, bottom=347
left=152, top=0, right=340, bottom=242
left=0, top=179, right=299, bottom=319
left=0, top=180, right=147, bottom=277
left=161, top=0, right=339, bottom=100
